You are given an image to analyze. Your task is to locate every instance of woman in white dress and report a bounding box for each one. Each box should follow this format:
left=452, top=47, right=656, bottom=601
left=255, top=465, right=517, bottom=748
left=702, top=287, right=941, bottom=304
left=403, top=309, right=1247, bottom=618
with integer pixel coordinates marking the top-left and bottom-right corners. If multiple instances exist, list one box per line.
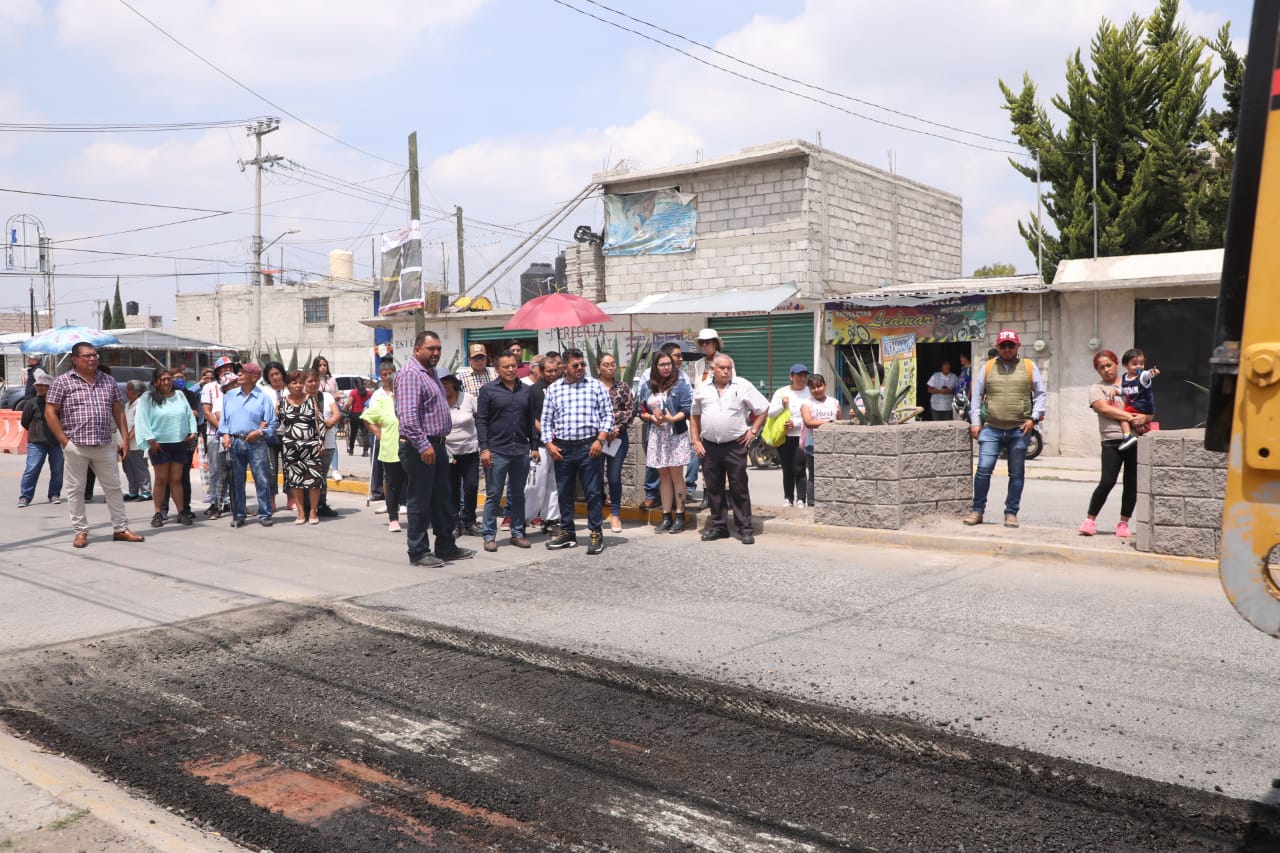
left=638, top=351, right=692, bottom=533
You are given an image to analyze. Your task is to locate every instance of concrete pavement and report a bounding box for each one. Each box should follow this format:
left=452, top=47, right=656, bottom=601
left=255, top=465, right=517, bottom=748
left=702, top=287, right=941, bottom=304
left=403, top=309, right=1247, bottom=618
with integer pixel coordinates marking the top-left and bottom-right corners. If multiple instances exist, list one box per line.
left=3, top=446, right=1268, bottom=849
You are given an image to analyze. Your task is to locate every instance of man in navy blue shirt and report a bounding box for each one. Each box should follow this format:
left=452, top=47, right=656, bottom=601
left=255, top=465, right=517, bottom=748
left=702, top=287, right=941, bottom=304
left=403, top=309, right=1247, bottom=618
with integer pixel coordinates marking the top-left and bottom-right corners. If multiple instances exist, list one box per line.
left=477, top=352, right=540, bottom=552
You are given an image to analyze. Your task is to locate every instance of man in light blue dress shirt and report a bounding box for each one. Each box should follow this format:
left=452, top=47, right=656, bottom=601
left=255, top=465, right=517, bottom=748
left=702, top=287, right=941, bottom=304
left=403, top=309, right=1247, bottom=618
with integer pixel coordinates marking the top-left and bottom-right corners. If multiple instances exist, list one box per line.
left=217, top=363, right=278, bottom=527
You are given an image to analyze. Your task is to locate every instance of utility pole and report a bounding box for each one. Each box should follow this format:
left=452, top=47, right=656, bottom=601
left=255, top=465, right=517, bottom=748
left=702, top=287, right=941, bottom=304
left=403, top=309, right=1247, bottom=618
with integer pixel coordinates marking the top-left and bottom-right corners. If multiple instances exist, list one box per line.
left=241, top=118, right=283, bottom=359
left=408, top=132, right=424, bottom=334
left=455, top=205, right=465, bottom=299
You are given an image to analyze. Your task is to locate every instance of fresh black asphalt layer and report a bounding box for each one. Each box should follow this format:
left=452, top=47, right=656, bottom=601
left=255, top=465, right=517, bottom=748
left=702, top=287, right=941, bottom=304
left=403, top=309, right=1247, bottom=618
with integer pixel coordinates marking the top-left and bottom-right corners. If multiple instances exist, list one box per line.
left=2, top=602, right=1278, bottom=851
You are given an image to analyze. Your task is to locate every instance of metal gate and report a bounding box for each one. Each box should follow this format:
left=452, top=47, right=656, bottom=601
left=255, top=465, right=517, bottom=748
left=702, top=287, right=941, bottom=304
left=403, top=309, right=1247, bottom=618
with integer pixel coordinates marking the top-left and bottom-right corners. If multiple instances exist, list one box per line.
left=707, top=313, right=814, bottom=398
left=1133, top=297, right=1214, bottom=430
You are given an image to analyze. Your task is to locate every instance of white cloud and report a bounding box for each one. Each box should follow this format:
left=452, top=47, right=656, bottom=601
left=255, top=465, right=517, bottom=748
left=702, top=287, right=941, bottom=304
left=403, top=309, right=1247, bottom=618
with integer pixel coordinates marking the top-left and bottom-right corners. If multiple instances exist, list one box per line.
left=56, top=0, right=487, bottom=94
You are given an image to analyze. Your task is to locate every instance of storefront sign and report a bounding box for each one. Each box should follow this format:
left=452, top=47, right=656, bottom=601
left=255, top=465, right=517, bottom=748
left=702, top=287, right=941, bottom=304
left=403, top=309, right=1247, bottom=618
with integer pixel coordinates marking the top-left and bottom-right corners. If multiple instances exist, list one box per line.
left=825, top=295, right=986, bottom=344
left=879, top=333, right=917, bottom=420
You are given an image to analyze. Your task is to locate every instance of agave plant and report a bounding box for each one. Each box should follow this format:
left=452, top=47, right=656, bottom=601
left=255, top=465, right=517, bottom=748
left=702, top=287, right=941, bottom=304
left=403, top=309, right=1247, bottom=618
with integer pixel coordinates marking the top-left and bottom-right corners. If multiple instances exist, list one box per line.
left=837, top=352, right=916, bottom=425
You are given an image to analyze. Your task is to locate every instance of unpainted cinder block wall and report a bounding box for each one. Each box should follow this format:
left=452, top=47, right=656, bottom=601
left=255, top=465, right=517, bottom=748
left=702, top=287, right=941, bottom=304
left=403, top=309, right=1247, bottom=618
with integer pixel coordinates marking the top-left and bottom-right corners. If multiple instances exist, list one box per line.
left=1133, top=429, right=1226, bottom=560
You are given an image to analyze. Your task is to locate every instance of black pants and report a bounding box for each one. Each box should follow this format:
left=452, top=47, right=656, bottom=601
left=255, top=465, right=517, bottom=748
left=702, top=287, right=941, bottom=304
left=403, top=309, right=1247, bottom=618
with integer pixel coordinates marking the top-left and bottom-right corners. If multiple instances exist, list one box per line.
left=703, top=439, right=753, bottom=535
left=381, top=458, right=405, bottom=524
left=370, top=436, right=384, bottom=499
left=399, top=438, right=458, bottom=561
left=778, top=435, right=806, bottom=504
left=1088, top=439, right=1137, bottom=518
left=450, top=451, right=480, bottom=527
left=347, top=413, right=368, bottom=454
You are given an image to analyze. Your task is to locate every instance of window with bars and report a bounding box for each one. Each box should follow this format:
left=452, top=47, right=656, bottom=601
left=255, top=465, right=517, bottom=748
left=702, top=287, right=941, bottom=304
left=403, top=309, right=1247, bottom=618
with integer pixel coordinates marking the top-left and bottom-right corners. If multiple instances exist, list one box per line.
left=303, top=297, right=330, bottom=324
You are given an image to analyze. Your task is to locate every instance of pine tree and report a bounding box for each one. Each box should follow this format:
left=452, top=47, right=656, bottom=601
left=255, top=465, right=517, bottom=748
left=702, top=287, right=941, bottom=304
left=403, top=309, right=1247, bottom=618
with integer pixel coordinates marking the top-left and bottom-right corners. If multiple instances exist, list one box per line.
left=101, top=303, right=112, bottom=330
left=110, top=278, right=125, bottom=329
left=1000, top=0, right=1240, bottom=280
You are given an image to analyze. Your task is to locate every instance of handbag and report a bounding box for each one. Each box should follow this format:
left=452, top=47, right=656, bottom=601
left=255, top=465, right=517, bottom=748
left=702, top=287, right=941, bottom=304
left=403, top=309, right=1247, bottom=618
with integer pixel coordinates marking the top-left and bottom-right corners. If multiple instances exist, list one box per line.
left=761, top=408, right=790, bottom=447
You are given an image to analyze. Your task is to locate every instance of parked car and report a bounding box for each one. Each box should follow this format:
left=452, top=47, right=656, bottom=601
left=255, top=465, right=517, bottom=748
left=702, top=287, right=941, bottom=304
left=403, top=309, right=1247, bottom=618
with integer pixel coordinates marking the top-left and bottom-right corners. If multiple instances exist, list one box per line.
left=1, top=385, right=27, bottom=409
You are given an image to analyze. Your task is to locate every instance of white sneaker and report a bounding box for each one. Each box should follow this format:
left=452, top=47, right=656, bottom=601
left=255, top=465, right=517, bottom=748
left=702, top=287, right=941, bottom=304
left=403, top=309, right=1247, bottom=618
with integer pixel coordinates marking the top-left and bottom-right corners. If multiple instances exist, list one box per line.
left=387, top=520, right=401, bottom=533
left=781, top=499, right=793, bottom=508
left=332, top=471, right=343, bottom=482
left=373, top=502, right=388, bottom=514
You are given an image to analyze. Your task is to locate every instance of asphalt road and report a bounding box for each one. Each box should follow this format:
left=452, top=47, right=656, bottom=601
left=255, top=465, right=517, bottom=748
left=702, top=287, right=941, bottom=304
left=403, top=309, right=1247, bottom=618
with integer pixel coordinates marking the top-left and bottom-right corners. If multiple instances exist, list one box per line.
left=3, top=451, right=1278, bottom=850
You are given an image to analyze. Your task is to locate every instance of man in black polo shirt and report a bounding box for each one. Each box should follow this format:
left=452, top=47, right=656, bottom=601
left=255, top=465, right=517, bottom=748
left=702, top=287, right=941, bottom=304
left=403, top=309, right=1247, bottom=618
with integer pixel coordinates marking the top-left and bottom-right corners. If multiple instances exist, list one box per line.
left=477, top=353, right=540, bottom=552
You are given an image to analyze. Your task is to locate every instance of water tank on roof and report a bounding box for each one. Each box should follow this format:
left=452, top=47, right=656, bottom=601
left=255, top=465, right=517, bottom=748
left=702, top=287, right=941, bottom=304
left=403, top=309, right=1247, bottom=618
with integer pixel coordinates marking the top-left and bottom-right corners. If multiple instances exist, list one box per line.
left=329, top=249, right=354, bottom=280
left=126, top=301, right=139, bottom=316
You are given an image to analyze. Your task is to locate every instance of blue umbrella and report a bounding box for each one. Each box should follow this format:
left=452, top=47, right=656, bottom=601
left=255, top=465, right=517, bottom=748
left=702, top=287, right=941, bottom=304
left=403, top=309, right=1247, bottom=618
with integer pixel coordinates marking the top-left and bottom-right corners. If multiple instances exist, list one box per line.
left=20, top=325, right=121, bottom=355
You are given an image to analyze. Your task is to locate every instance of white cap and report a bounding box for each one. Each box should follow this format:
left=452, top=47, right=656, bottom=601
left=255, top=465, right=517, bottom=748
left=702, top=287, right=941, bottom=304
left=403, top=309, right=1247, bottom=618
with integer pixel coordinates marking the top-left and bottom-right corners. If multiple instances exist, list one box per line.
left=32, top=368, right=52, bottom=385
left=696, top=328, right=720, bottom=342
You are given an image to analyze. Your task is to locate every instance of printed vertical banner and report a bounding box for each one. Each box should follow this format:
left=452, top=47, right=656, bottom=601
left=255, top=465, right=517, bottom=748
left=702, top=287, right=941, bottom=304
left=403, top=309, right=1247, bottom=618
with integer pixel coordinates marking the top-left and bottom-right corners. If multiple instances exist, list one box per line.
left=379, top=220, right=423, bottom=315
left=601, top=189, right=697, bottom=255
left=879, top=333, right=917, bottom=421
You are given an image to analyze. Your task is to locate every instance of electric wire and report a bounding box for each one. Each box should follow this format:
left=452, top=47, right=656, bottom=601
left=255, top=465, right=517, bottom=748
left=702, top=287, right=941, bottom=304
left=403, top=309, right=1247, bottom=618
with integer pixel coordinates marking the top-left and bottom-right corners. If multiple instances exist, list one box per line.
left=0, top=118, right=271, bottom=133
left=115, top=0, right=405, bottom=168
left=547, top=0, right=1022, bottom=155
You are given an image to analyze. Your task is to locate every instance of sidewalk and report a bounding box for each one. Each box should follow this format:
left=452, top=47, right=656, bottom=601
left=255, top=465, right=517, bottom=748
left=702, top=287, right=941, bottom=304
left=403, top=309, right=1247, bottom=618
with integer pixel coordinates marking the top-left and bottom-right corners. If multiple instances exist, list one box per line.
left=332, top=450, right=1207, bottom=575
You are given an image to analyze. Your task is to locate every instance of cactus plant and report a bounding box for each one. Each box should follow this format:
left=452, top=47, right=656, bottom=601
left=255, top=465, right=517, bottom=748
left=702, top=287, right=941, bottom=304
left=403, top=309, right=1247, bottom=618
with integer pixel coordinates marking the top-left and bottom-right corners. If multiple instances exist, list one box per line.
left=838, top=352, right=918, bottom=425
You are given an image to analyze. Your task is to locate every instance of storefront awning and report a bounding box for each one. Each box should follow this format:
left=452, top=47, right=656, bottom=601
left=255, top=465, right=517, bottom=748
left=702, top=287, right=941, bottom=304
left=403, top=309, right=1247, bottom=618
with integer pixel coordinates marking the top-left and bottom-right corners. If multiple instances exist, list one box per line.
left=602, top=283, right=799, bottom=315
left=829, top=275, right=1046, bottom=306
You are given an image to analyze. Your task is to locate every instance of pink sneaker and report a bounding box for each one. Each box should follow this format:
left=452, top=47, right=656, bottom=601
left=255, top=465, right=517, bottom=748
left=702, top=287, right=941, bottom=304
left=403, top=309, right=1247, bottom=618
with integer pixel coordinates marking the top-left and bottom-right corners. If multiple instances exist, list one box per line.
left=1078, top=518, right=1096, bottom=536
left=388, top=520, right=402, bottom=533
left=1115, top=521, right=1131, bottom=538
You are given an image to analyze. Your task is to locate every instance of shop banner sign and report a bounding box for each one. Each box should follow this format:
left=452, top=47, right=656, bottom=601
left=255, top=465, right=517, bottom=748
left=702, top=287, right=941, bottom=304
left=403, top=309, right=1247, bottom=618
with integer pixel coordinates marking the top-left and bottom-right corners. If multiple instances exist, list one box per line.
left=825, top=295, right=986, bottom=344
left=379, top=220, right=423, bottom=315
left=880, top=333, right=917, bottom=420
left=602, top=189, right=697, bottom=256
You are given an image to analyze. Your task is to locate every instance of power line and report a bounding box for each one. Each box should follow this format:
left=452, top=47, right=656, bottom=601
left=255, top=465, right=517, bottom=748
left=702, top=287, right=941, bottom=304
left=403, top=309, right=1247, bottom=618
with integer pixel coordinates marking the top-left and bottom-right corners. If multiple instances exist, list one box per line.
left=574, top=0, right=1012, bottom=146
left=0, top=118, right=271, bottom=133
left=547, top=0, right=1022, bottom=155
left=115, top=0, right=405, bottom=168
left=1, top=186, right=228, bottom=214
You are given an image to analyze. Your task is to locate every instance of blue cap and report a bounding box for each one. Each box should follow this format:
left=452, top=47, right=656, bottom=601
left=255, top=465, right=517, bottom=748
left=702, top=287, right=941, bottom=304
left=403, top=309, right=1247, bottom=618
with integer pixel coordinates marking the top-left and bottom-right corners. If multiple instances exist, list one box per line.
left=790, top=363, right=809, bottom=374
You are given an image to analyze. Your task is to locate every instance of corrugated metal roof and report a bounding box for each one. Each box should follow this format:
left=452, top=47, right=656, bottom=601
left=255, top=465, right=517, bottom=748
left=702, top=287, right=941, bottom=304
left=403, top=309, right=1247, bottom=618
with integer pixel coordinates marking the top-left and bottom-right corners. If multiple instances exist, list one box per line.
left=829, top=274, right=1047, bottom=305
left=102, top=328, right=238, bottom=352
left=605, top=283, right=800, bottom=315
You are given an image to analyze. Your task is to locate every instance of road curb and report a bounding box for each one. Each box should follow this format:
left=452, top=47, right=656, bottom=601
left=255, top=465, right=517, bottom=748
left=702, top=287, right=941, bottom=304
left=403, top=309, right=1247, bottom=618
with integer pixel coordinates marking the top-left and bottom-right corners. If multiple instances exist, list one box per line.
left=759, top=518, right=1218, bottom=576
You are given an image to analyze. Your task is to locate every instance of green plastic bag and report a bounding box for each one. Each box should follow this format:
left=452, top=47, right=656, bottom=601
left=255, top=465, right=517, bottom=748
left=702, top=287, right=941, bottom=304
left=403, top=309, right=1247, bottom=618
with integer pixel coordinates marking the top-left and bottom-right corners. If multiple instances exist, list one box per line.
left=761, top=408, right=790, bottom=447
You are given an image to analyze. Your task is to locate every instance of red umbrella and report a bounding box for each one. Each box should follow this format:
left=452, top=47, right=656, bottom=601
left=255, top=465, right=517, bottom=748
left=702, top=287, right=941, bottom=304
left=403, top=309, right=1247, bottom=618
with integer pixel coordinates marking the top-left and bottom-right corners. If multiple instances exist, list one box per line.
left=503, top=293, right=611, bottom=330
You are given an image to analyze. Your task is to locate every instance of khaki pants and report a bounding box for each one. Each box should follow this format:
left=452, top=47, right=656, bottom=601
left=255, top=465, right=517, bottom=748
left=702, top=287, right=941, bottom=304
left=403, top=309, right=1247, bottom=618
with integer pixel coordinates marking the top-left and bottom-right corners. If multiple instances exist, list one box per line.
left=64, top=441, right=129, bottom=533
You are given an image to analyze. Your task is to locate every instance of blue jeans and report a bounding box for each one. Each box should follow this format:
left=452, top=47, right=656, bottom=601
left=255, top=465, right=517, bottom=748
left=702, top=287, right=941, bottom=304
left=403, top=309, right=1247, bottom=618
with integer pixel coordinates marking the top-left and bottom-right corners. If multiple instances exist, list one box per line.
left=229, top=437, right=273, bottom=521
left=399, top=438, right=458, bottom=561
left=685, top=450, right=701, bottom=493
left=20, top=441, right=64, bottom=502
left=483, top=452, right=530, bottom=539
left=972, top=425, right=1027, bottom=515
left=554, top=442, right=605, bottom=536
left=605, top=431, right=629, bottom=514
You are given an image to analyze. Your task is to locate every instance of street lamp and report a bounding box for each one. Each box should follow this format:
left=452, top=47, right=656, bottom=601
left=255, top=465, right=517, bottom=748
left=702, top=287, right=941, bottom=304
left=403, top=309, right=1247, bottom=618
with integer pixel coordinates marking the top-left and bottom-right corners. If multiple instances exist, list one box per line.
left=253, top=228, right=300, bottom=359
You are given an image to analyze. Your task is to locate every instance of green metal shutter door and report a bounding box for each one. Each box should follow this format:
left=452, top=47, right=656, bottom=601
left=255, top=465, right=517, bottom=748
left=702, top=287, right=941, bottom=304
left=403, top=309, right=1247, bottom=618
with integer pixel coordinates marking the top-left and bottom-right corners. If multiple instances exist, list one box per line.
left=707, top=313, right=814, bottom=398
left=465, top=326, right=537, bottom=343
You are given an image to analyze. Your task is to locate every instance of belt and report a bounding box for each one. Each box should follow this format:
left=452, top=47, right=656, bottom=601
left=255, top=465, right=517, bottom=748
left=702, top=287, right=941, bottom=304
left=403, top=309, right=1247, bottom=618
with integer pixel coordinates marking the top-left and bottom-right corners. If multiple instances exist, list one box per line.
left=556, top=437, right=595, bottom=447
left=230, top=433, right=248, bottom=439
left=400, top=436, right=447, bottom=444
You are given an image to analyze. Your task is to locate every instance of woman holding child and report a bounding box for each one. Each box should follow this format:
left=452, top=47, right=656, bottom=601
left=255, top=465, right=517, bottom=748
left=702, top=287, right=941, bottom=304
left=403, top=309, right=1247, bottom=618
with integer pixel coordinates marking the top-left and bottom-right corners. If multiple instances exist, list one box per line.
left=1078, top=350, right=1151, bottom=538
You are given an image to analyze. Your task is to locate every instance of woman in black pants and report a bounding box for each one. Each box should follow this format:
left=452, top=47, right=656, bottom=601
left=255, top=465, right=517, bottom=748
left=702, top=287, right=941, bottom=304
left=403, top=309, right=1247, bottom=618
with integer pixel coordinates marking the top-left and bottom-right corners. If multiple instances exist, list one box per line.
left=1078, top=349, right=1150, bottom=538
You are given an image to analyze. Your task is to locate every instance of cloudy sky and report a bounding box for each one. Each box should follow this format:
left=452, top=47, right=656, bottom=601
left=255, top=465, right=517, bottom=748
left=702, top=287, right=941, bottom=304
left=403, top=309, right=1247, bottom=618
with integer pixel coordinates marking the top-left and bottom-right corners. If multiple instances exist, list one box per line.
left=0, top=0, right=1252, bottom=327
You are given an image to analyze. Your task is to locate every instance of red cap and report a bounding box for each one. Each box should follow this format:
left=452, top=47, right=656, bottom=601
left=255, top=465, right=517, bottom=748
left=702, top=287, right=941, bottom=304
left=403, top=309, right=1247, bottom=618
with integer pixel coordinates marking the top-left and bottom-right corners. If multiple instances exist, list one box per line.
left=996, top=330, right=1020, bottom=345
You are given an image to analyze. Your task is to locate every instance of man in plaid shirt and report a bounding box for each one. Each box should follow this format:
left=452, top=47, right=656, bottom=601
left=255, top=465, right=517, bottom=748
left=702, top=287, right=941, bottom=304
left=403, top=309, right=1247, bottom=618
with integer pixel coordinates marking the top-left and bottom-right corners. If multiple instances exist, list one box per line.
left=540, top=347, right=613, bottom=554
left=395, top=330, right=475, bottom=568
left=457, top=343, right=497, bottom=400
left=44, top=342, right=146, bottom=549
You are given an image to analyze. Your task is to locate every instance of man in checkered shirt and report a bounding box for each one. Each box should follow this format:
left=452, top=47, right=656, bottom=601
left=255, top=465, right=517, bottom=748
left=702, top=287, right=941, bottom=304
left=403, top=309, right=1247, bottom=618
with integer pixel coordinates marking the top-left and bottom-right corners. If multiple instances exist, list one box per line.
left=540, top=347, right=613, bottom=554
left=456, top=343, right=497, bottom=400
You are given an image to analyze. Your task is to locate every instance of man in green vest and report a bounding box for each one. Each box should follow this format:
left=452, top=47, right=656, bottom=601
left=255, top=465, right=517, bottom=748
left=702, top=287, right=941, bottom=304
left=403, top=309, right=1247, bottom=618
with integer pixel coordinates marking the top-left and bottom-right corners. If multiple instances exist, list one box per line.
left=964, top=330, right=1046, bottom=528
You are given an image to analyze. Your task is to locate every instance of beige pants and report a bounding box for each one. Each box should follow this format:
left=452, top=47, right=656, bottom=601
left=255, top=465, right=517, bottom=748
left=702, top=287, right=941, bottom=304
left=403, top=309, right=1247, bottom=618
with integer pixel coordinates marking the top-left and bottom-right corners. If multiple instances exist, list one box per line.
left=63, top=441, right=129, bottom=533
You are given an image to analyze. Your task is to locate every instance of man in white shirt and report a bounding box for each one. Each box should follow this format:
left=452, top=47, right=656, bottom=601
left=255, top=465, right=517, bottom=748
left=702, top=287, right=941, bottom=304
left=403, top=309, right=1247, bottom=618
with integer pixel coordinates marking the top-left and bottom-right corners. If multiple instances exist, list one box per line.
left=200, top=357, right=239, bottom=516
left=690, top=354, right=768, bottom=545
left=927, top=361, right=959, bottom=421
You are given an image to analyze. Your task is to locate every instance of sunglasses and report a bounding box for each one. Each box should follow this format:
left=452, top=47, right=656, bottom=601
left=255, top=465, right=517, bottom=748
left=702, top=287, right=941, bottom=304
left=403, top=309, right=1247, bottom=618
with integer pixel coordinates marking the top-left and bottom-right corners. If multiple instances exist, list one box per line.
left=997, top=342, right=1018, bottom=349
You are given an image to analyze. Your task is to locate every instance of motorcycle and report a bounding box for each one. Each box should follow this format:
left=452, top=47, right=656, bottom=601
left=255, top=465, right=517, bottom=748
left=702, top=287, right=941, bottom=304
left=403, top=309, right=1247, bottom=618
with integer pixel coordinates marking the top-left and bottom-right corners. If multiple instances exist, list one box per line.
left=747, top=434, right=781, bottom=469
left=954, top=387, right=1043, bottom=460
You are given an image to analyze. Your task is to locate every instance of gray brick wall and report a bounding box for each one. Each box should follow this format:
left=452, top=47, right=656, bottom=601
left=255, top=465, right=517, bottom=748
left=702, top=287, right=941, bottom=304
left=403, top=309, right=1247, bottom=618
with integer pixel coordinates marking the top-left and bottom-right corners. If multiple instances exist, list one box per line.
left=811, top=421, right=971, bottom=529
left=1133, top=429, right=1226, bottom=559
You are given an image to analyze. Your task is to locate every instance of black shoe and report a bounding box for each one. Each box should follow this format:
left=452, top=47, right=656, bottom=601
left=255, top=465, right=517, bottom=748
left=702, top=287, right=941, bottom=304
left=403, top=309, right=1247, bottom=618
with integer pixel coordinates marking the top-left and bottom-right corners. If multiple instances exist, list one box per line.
left=150, top=512, right=164, bottom=529
left=229, top=518, right=245, bottom=528
left=740, top=532, right=755, bottom=545
left=655, top=512, right=673, bottom=533
left=436, top=547, right=475, bottom=562
left=317, top=505, right=339, bottom=518
left=411, top=554, right=446, bottom=568
left=260, top=517, right=274, bottom=527
left=203, top=506, right=220, bottom=518
left=669, top=513, right=686, bottom=534
left=178, top=512, right=194, bottom=526
left=546, top=529, right=578, bottom=550
left=701, top=528, right=730, bottom=541
left=462, top=523, right=484, bottom=537
left=587, top=531, right=605, bottom=555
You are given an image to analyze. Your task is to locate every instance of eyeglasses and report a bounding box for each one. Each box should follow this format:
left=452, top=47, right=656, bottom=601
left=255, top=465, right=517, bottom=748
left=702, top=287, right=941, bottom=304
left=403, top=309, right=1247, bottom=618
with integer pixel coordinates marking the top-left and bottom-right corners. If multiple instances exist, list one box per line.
left=997, top=342, right=1018, bottom=349
left=75, top=353, right=99, bottom=359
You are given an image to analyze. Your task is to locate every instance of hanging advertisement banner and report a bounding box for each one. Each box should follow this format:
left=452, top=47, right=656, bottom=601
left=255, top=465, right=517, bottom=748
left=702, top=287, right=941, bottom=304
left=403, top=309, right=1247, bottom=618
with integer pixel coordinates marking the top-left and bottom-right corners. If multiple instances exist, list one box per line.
left=879, top=333, right=918, bottom=421
left=824, top=295, right=986, bottom=344
left=602, top=189, right=697, bottom=256
left=379, top=220, right=423, bottom=315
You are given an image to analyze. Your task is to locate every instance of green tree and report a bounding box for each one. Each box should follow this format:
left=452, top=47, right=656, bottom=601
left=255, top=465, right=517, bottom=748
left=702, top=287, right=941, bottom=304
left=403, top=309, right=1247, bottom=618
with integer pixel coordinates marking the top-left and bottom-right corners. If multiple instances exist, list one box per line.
left=100, top=303, right=112, bottom=330
left=110, top=278, right=125, bottom=329
left=1000, top=0, right=1240, bottom=281
left=973, top=263, right=1017, bottom=278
